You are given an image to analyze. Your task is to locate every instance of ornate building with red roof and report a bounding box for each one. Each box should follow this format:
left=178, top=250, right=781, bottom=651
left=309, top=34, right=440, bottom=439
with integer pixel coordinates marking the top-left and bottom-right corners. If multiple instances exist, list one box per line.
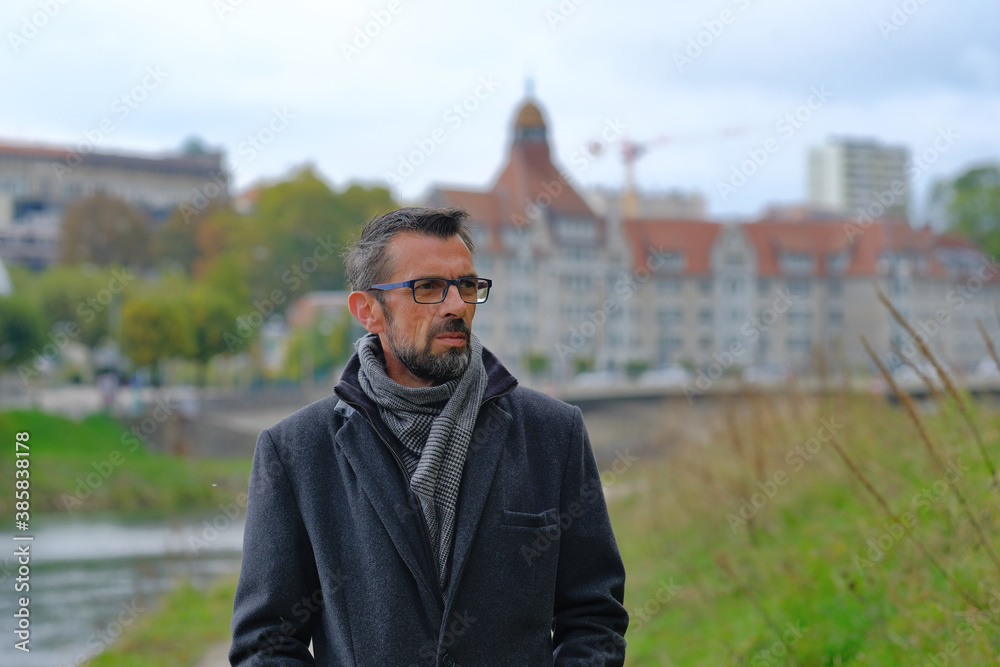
left=429, top=98, right=631, bottom=377
left=433, top=98, right=1000, bottom=379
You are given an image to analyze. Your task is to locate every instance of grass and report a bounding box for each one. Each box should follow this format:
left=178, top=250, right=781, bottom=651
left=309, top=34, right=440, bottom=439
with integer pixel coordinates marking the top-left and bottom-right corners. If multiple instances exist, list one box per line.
left=612, top=384, right=1000, bottom=665
left=0, top=409, right=251, bottom=520
left=86, top=575, right=239, bottom=667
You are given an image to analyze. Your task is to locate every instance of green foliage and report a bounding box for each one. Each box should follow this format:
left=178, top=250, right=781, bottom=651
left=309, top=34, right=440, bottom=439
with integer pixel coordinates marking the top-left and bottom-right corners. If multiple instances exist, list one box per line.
left=23, top=265, right=134, bottom=346
left=939, top=164, right=1000, bottom=258
left=152, top=201, right=227, bottom=274
left=201, top=169, right=393, bottom=303
left=0, top=410, right=250, bottom=517
left=282, top=311, right=353, bottom=381
left=0, top=295, right=46, bottom=369
left=186, top=286, right=243, bottom=366
left=624, top=358, right=649, bottom=379
left=574, top=356, right=595, bottom=374
left=526, top=350, right=550, bottom=377
left=120, top=293, right=195, bottom=369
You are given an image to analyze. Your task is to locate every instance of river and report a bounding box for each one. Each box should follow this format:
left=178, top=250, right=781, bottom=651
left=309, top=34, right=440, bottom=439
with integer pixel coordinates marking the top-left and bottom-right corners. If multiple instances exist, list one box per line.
left=0, top=515, right=244, bottom=667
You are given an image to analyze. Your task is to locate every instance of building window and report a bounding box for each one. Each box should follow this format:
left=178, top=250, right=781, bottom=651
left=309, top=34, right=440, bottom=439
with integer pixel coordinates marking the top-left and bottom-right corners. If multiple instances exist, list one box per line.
left=699, top=335, right=713, bottom=351
left=829, top=308, right=843, bottom=326
left=653, top=250, right=686, bottom=272
left=657, top=277, right=682, bottom=295
left=758, top=279, right=770, bottom=296
left=509, top=292, right=536, bottom=309
left=788, top=309, right=812, bottom=326
left=556, top=218, right=596, bottom=242
left=787, top=335, right=811, bottom=352
left=788, top=279, right=810, bottom=298
left=780, top=252, right=815, bottom=274
left=561, top=274, right=592, bottom=292
left=699, top=308, right=713, bottom=325
left=658, top=336, right=683, bottom=362
left=699, top=278, right=713, bottom=294
left=827, top=251, right=849, bottom=274
left=725, top=277, right=744, bottom=294
left=507, top=257, right=534, bottom=273
left=510, top=323, right=534, bottom=342
left=658, top=308, right=683, bottom=326
left=828, top=279, right=842, bottom=297
left=501, top=227, right=530, bottom=249
left=563, top=246, right=596, bottom=262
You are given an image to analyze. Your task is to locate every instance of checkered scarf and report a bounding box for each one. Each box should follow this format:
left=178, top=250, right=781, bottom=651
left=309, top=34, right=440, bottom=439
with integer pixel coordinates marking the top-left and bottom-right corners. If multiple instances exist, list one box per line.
left=356, top=332, right=487, bottom=590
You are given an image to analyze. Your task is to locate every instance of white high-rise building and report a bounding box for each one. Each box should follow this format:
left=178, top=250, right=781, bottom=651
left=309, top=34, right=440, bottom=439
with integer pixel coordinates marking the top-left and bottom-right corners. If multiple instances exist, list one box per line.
left=809, top=138, right=910, bottom=219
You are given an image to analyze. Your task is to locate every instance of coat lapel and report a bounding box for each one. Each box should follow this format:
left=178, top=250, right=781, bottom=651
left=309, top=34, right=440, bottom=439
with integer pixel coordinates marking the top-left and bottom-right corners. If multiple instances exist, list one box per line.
left=334, top=414, right=441, bottom=605
left=445, top=401, right=512, bottom=600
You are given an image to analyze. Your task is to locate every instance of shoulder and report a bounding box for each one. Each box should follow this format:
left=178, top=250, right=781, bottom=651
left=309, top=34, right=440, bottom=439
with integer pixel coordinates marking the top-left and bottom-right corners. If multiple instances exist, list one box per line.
left=500, top=385, right=583, bottom=429
left=261, top=393, right=347, bottom=445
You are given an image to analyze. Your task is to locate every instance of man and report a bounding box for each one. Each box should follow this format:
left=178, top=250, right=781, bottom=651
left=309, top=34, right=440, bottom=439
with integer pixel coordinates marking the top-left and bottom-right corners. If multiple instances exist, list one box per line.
left=230, top=207, right=628, bottom=666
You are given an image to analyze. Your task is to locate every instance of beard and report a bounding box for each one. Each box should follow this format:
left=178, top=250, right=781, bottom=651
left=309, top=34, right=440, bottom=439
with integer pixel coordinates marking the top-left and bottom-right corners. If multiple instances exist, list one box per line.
left=383, top=311, right=472, bottom=383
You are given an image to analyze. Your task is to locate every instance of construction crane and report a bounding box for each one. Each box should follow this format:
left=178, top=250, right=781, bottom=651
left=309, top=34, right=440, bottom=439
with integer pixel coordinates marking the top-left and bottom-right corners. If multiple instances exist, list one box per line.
left=588, top=126, right=753, bottom=218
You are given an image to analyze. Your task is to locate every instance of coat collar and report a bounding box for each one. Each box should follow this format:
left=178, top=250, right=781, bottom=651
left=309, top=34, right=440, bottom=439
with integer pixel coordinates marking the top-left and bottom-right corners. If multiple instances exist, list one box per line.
left=331, top=338, right=518, bottom=605
left=333, top=337, right=518, bottom=414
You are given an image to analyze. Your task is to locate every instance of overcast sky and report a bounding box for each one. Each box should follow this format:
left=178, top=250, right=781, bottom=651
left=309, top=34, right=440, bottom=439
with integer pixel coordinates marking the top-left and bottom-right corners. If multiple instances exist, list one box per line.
left=2, top=0, right=998, bottom=222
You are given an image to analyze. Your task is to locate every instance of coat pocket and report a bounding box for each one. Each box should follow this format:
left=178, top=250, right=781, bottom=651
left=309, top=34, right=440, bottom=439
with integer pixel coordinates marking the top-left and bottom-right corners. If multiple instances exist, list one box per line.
left=491, top=508, right=562, bottom=597
left=501, top=508, right=560, bottom=529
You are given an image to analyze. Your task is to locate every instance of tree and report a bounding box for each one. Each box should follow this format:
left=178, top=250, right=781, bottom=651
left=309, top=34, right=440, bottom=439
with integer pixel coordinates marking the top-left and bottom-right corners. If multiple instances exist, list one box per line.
left=283, top=311, right=353, bottom=382
left=937, top=164, right=1000, bottom=258
left=233, top=168, right=396, bottom=297
left=119, top=294, right=194, bottom=384
left=153, top=200, right=229, bottom=274
left=59, top=192, right=151, bottom=269
left=184, top=286, right=242, bottom=385
left=32, top=265, right=132, bottom=347
left=0, top=296, right=46, bottom=371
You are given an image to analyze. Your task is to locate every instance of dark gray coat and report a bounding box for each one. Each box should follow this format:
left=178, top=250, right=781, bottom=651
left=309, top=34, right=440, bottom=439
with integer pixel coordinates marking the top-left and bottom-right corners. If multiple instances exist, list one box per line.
left=229, top=348, right=628, bottom=666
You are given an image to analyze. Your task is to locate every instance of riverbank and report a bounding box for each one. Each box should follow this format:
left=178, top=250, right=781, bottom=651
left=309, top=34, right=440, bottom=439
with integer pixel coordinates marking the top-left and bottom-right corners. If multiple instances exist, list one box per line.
left=0, top=409, right=251, bottom=518
left=86, top=575, right=239, bottom=667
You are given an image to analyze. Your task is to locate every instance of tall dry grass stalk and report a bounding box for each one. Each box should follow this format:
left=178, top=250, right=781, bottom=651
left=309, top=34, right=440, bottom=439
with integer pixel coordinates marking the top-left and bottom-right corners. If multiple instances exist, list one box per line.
left=977, top=318, right=1000, bottom=380
left=875, top=286, right=997, bottom=483
left=827, top=435, right=982, bottom=609
left=861, top=335, right=1000, bottom=580
left=889, top=340, right=944, bottom=403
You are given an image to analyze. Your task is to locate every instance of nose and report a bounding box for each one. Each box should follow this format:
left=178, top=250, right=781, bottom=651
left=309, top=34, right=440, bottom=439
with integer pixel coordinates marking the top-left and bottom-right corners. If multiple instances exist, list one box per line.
left=439, top=282, right=469, bottom=318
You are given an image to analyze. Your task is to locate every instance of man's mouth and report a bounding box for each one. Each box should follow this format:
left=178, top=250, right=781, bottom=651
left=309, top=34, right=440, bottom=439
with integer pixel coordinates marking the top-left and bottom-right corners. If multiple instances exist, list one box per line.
left=435, top=333, right=468, bottom=346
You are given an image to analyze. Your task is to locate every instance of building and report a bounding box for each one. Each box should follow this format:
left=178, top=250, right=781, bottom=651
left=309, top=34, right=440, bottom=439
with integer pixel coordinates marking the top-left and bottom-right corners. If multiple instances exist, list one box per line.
left=0, top=139, right=226, bottom=268
left=429, top=98, right=628, bottom=377
left=583, top=187, right=706, bottom=221
left=427, top=99, right=998, bottom=380
left=809, top=138, right=910, bottom=219
left=624, top=215, right=1000, bottom=374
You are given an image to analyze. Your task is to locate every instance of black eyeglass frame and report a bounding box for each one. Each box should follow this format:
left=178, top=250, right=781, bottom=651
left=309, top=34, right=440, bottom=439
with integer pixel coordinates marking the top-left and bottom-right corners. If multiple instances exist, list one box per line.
left=367, top=277, right=493, bottom=304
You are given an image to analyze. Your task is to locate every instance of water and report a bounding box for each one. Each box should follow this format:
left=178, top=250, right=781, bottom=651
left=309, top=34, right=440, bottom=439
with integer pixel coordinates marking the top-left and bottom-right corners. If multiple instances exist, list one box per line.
left=0, top=516, right=244, bottom=667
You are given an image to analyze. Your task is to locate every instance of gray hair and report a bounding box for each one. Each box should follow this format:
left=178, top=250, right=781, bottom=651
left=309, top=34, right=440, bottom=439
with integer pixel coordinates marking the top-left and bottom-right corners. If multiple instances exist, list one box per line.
left=343, top=207, right=477, bottom=296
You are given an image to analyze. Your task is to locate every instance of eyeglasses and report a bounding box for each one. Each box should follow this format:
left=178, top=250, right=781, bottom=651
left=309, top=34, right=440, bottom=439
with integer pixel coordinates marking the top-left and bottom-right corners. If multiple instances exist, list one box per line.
left=367, top=277, right=493, bottom=304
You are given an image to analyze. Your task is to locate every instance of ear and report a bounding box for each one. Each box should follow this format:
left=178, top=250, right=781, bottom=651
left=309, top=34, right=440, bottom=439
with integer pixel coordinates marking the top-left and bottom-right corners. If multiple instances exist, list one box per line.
left=348, top=290, right=385, bottom=334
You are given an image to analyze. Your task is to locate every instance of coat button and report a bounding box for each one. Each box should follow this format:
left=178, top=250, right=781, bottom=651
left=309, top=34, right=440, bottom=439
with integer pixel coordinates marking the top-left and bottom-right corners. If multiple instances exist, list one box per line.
left=442, top=654, right=456, bottom=667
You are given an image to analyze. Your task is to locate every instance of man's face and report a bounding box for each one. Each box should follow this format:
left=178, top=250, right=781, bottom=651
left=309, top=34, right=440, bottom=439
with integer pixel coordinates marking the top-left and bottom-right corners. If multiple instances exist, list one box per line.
left=371, top=231, right=478, bottom=387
